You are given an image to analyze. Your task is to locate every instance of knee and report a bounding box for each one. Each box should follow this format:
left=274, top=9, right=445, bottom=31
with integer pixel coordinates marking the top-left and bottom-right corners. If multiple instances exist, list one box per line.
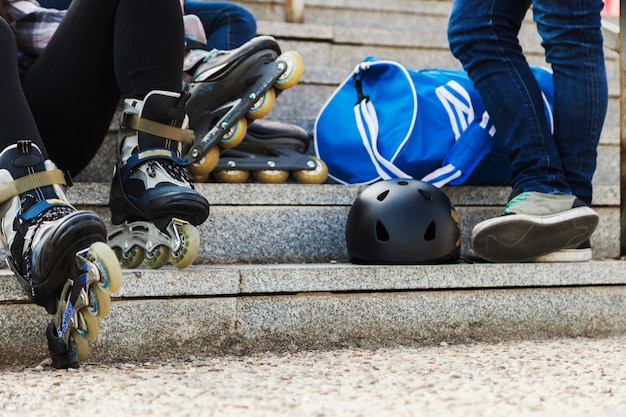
left=447, top=13, right=476, bottom=64
left=447, top=13, right=485, bottom=64
left=221, top=3, right=257, bottom=30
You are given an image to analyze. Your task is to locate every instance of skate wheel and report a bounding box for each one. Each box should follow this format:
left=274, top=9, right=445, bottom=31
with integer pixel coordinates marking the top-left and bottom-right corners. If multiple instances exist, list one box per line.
left=87, top=285, right=112, bottom=318
left=253, top=169, right=290, bottom=184
left=89, top=241, right=123, bottom=294
left=219, top=118, right=247, bottom=149
left=114, top=245, right=145, bottom=269
left=170, top=224, right=200, bottom=269
left=190, top=146, right=220, bottom=177
left=145, top=245, right=170, bottom=269
left=68, top=329, right=90, bottom=363
left=292, top=157, right=329, bottom=184
left=248, top=88, right=276, bottom=120
left=212, top=169, right=250, bottom=183
left=75, top=309, right=100, bottom=341
left=275, top=51, right=304, bottom=90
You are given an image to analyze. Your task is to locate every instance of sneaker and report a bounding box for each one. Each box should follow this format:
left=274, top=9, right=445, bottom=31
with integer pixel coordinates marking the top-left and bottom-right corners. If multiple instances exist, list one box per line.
left=533, top=239, right=592, bottom=262
left=470, top=192, right=599, bottom=263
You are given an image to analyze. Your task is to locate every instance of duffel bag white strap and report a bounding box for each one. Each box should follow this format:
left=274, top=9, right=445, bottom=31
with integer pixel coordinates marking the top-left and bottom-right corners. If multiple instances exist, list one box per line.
left=354, top=98, right=411, bottom=180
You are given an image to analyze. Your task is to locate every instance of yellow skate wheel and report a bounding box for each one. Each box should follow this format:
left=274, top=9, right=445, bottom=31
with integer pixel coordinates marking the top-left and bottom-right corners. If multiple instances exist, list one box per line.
left=170, top=224, right=200, bottom=269
left=74, top=309, right=100, bottom=341
left=292, top=157, right=329, bottom=184
left=87, top=285, right=112, bottom=318
left=219, top=118, right=247, bottom=149
left=145, top=245, right=170, bottom=269
left=248, top=88, right=275, bottom=120
left=190, top=146, right=220, bottom=177
left=68, top=330, right=90, bottom=363
left=114, top=245, right=145, bottom=269
left=89, top=241, right=123, bottom=294
left=253, top=169, right=289, bottom=184
left=275, top=51, right=304, bottom=90
left=212, top=169, right=250, bottom=183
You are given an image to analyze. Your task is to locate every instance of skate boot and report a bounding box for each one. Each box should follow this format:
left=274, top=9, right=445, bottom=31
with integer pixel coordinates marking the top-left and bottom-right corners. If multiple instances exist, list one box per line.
left=208, top=119, right=328, bottom=184
left=0, top=140, right=122, bottom=368
left=182, top=35, right=305, bottom=178
left=108, top=90, right=210, bottom=270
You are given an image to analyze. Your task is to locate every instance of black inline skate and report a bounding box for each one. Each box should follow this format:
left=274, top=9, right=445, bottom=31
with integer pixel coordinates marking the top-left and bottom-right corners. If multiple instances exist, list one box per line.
left=208, top=119, right=328, bottom=184
left=182, top=35, right=304, bottom=178
left=107, top=90, right=210, bottom=269
left=0, top=140, right=122, bottom=368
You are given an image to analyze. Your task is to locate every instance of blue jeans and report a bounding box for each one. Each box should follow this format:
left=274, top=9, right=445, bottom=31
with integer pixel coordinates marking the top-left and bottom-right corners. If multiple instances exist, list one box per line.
left=447, top=0, right=608, bottom=205
left=183, top=1, right=257, bottom=50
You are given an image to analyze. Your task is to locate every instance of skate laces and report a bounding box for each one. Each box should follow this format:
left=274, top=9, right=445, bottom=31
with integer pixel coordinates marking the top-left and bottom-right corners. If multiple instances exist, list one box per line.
left=15, top=199, right=75, bottom=285
left=149, top=159, right=191, bottom=185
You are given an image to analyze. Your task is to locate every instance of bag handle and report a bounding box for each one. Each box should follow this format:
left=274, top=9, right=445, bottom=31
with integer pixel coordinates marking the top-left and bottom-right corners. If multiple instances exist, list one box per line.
left=352, top=61, right=414, bottom=181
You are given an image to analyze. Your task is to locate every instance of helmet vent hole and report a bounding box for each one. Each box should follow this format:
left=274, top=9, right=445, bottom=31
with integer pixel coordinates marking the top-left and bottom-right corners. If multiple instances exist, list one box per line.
left=398, top=181, right=409, bottom=186
left=419, top=189, right=434, bottom=200
left=377, top=190, right=390, bottom=201
left=424, top=221, right=436, bottom=241
left=376, top=221, right=390, bottom=242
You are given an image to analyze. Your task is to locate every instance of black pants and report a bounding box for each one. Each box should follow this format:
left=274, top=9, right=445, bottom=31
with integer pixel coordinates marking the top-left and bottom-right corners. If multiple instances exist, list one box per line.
left=0, top=0, right=184, bottom=175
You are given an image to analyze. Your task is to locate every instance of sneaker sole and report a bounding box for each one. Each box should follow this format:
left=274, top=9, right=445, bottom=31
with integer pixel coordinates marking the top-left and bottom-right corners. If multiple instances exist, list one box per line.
left=470, top=206, right=598, bottom=263
left=533, top=247, right=593, bottom=262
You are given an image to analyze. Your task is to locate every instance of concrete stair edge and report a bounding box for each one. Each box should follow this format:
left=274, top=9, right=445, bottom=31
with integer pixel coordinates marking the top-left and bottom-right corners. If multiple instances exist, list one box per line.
left=2, top=260, right=626, bottom=365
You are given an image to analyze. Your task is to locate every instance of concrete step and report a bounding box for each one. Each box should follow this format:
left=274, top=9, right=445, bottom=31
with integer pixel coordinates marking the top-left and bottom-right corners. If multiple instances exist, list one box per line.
left=66, top=182, right=620, bottom=263
left=2, top=260, right=626, bottom=365
left=1, top=1, right=621, bottom=368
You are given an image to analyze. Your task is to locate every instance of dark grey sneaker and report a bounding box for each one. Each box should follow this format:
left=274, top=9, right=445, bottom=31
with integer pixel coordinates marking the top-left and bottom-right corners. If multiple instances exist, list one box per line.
left=470, top=192, right=598, bottom=263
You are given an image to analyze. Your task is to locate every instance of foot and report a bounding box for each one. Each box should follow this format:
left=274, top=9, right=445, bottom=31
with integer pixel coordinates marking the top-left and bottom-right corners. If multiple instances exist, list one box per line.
left=470, top=192, right=598, bottom=263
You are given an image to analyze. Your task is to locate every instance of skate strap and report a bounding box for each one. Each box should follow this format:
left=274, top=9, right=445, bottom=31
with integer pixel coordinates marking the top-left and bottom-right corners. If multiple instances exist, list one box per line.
left=122, top=149, right=188, bottom=181
left=0, top=169, right=66, bottom=204
left=122, top=113, right=195, bottom=145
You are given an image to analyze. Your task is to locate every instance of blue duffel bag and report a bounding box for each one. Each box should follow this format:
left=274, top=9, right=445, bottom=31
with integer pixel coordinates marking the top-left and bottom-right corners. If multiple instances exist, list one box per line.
left=314, top=56, right=554, bottom=187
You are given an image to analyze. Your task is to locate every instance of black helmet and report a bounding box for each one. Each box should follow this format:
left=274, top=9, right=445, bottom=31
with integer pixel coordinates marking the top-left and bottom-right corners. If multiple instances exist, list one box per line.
left=345, top=179, right=461, bottom=264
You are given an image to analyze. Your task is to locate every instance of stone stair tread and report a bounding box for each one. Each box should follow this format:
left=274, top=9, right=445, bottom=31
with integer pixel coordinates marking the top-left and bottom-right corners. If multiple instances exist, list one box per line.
left=2, top=259, right=626, bottom=365
left=2, top=260, right=625, bottom=302
left=66, top=183, right=619, bottom=207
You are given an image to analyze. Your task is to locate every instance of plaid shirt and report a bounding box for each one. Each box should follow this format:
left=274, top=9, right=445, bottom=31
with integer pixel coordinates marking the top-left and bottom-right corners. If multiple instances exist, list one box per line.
left=4, top=0, right=64, bottom=58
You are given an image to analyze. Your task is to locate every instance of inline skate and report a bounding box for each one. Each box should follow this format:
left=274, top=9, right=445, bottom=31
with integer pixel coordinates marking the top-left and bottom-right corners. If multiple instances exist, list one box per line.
left=182, top=35, right=304, bottom=178
left=208, top=119, right=328, bottom=184
left=0, top=140, right=122, bottom=368
left=108, top=90, right=210, bottom=270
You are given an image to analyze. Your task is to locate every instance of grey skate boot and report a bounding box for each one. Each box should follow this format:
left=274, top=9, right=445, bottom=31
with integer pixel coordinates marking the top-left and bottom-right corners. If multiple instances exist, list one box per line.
left=0, top=140, right=122, bottom=368
left=470, top=191, right=598, bottom=263
left=108, top=90, right=210, bottom=269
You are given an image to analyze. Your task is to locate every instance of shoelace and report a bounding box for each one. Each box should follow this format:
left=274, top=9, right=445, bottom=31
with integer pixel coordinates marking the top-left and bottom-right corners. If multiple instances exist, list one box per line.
left=18, top=205, right=74, bottom=290
left=150, top=160, right=191, bottom=185
left=503, top=192, right=530, bottom=213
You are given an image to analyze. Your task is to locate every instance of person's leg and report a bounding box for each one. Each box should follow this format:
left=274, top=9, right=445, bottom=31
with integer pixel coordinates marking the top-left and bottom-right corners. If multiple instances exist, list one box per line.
left=448, top=0, right=571, bottom=196
left=533, top=0, right=608, bottom=206
left=21, top=0, right=185, bottom=176
left=447, top=0, right=599, bottom=262
left=0, top=16, right=123, bottom=369
left=184, top=1, right=256, bottom=50
left=0, top=19, right=43, bottom=150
